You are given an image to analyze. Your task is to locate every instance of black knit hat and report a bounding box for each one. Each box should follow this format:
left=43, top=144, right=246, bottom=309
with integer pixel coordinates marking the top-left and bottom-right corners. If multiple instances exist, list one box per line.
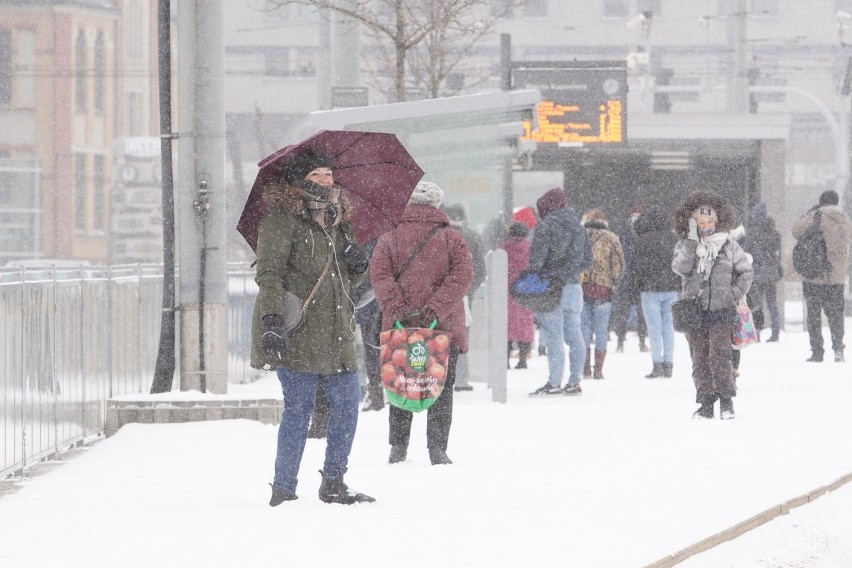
left=819, top=190, right=839, bottom=206
left=282, top=150, right=334, bottom=183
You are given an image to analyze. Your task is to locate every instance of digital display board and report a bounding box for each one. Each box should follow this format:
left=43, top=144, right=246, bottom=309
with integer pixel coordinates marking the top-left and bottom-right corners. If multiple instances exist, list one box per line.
left=514, top=63, right=627, bottom=146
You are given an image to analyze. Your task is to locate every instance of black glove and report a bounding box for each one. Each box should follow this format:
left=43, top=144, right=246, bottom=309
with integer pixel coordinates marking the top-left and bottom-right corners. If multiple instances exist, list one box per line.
left=342, top=241, right=369, bottom=275
left=261, top=314, right=288, bottom=361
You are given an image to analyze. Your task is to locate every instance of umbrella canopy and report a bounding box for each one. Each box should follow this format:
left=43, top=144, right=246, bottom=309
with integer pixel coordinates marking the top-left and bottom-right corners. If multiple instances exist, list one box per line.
left=237, top=130, right=424, bottom=250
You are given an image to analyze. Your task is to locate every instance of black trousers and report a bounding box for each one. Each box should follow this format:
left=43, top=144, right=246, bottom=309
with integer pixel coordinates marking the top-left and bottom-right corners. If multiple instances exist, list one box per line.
left=687, top=323, right=736, bottom=404
left=803, top=282, right=846, bottom=355
left=388, top=346, right=459, bottom=451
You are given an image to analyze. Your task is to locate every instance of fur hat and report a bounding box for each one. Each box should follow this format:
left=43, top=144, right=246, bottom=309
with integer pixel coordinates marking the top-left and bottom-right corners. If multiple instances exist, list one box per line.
left=536, top=188, right=566, bottom=219
left=673, top=190, right=735, bottom=238
left=282, top=150, right=334, bottom=183
left=409, top=181, right=444, bottom=208
left=819, top=190, right=839, bottom=206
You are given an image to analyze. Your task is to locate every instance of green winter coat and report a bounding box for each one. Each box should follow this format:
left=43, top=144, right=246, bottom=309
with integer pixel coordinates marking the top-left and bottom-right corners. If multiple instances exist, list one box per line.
left=250, top=179, right=364, bottom=373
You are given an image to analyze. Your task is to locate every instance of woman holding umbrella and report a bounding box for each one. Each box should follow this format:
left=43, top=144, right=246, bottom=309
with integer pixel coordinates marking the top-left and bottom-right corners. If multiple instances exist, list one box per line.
left=251, top=149, right=375, bottom=506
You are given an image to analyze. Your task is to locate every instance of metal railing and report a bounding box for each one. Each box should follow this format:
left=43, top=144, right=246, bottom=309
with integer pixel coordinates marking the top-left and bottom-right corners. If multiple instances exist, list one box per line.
left=1, top=262, right=259, bottom=479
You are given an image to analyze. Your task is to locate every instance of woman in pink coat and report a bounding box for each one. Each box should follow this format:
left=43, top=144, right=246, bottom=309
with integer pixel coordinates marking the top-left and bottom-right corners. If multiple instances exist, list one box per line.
left=371, top=181, right=474, bottom=466
left=501, top=222, right=535, bottom=368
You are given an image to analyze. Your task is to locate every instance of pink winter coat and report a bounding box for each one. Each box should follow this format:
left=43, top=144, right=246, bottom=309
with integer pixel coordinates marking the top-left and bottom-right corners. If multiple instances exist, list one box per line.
left=371, top=204, right=474, bottom=352
left=500, top=235, right=535, bottom=343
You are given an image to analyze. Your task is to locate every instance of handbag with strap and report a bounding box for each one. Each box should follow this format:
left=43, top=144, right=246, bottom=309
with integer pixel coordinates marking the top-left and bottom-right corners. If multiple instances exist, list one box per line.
left=671, top=294, right=703, bottom=333
left=374, top=224, right=446, bottom=330
left=281, top=231, right=336, bottom=334
left=510, top=270, right=564, bottom=313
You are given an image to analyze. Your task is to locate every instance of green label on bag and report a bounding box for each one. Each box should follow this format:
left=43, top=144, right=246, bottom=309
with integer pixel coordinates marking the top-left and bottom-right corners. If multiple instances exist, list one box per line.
left=407, top=341, right=428, bottom=372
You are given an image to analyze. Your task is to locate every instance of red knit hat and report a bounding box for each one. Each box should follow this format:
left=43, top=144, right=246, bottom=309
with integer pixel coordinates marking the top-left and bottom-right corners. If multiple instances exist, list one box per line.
left=536, top=188, right=566, bottom=219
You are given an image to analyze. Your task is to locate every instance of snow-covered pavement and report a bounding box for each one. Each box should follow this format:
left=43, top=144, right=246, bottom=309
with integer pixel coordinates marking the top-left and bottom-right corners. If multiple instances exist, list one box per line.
left=2, top=321, right=852, bottom=568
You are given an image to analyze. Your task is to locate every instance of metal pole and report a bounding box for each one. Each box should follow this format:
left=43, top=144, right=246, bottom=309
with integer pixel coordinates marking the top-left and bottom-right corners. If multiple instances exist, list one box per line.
left=151, top=0, right=177, bottom=394
left=500, top=34, right=513, bottom=224
left=177, top=1, right=227, bottom=393
left=486, top=250, right=508, bottom=403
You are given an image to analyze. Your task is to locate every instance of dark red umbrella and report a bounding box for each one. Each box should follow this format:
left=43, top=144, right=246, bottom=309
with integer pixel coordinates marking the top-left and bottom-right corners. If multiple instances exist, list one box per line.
left=237, top=130, right=424, bottom=250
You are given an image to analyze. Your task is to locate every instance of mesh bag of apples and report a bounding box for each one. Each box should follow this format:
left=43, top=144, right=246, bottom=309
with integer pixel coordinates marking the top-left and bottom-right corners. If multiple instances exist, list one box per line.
left=379, top=323, right=452, bottom=412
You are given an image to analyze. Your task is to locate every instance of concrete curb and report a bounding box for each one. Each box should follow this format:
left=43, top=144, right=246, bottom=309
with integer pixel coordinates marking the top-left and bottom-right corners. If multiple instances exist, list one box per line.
left=105, top=398, right=283, bottom=437
left=643, top=471, right=852, bottom=567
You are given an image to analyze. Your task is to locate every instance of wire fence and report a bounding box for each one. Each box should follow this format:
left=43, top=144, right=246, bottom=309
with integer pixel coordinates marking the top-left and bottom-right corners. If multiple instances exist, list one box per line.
left=0, top=262, right=258, bottom=479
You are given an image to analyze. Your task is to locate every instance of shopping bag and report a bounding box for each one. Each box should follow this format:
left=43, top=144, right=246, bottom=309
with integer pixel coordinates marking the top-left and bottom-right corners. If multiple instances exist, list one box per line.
left=510, top=270, right=564, bottom=313
left=671, top=296, right=703, bottom=333
left=732, top=297, right=759, bottom=349
left=379, top=321, right=452, bottom=412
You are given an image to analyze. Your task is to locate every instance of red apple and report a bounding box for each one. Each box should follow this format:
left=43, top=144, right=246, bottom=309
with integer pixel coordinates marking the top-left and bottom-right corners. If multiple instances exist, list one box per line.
left=391, top=348, right=408, bottom=368
left=381, top=363, right=397, bottom=384
left=428, top=363, right=446, bottom=381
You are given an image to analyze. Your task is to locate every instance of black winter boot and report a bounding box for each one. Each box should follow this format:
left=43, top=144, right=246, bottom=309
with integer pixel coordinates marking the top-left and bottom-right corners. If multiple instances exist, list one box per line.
left=429, top=448, right=453, bottom=465
left=693, top=394, right=717, bottom=419
left=388, top=445, right=407, bottom=464
left=645, top=363, right=664, bottom=379
left=720, top=397, right=735, bottom=420
left=318, top=470, right=375, bottom=504
left=515, top=342, right=530, bottom=369
left=662, top=363, right=673, bottom=378
left=269, top=484, right=298, bottom=507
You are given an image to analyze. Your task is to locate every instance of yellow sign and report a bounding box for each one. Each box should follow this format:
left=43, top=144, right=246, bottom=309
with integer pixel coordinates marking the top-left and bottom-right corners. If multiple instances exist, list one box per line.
left=522, top=99, right=623, bottom=144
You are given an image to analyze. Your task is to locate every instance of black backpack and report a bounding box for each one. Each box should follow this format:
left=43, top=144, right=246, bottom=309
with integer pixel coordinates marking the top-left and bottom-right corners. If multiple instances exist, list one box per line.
left=792, top=210, right=831, bottom=280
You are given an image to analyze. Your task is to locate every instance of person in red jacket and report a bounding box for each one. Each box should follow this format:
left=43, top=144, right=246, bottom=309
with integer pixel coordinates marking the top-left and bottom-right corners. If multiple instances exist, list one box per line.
left=500, top=221, right=535, bottom=368
left=370, top=181, right=474, bottom=465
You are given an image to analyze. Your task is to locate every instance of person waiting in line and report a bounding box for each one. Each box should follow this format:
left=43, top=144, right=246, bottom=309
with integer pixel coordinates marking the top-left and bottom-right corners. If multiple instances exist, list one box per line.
left=370, top=181, right=474, bottom=466
left=500, top=221, right=535, bottom=369
left=579, top=209, right=624, bottom=380
left=612, top=204, right=649, bottom=354
left=633, top=206, right=680, bottom=379
left=442, top=203, right=486, bottom=391
left=742, top=202, right=783, bottom=343
left=792, top=190, right=851, bottom=363
left=527, top=188, right=589, bottom=397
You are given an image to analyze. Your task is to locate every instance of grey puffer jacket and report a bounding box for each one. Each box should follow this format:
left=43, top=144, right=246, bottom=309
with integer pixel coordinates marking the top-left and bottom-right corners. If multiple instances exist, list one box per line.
left=672, top=238, right=754, bottom=313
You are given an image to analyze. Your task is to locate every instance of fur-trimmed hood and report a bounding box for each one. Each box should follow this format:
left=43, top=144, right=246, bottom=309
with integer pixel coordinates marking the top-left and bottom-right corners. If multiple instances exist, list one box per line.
left=261, top=178, right=353, bottom=223
left=673, top=190, right=735, bottom=238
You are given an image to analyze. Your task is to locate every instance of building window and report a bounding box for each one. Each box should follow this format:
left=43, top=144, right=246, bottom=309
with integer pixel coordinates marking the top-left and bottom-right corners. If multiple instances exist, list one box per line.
left=604, top=0, right=629, bottom=17
left=750, top=0, right=778, bottom=15
left=126, top=0, right=143, bottom=57
left=293, top=48, right=316, bottom=77
left=637, top=0, right=662, bottom=16
left=128, top=92, right=142, bottom=136
left=0, top=28, right=11, bottom=105
left=264, top=47, right=290, bottom=76
left=75, top=153, right=86, bottom=231
left=93, top=155, right=105, bottom=231
left=75, top=31, right=87, bottom=114
left=94, top=33, right=105, bottom=114
left=521, top=0, right=548, bottom=17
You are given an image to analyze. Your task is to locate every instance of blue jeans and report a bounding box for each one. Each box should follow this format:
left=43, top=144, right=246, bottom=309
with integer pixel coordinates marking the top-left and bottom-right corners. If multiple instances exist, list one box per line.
left=581, top=299, right=613, bottom=352
left=536, top=283, right=585, bottom=387
left=640, top=291, right=677, bottom=364
left=273, top=368, right=361, bottom=495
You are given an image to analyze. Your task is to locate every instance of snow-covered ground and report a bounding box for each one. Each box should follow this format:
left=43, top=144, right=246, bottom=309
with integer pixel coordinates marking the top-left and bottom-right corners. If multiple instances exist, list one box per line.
left=2, top=320, right=852, bottom=568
